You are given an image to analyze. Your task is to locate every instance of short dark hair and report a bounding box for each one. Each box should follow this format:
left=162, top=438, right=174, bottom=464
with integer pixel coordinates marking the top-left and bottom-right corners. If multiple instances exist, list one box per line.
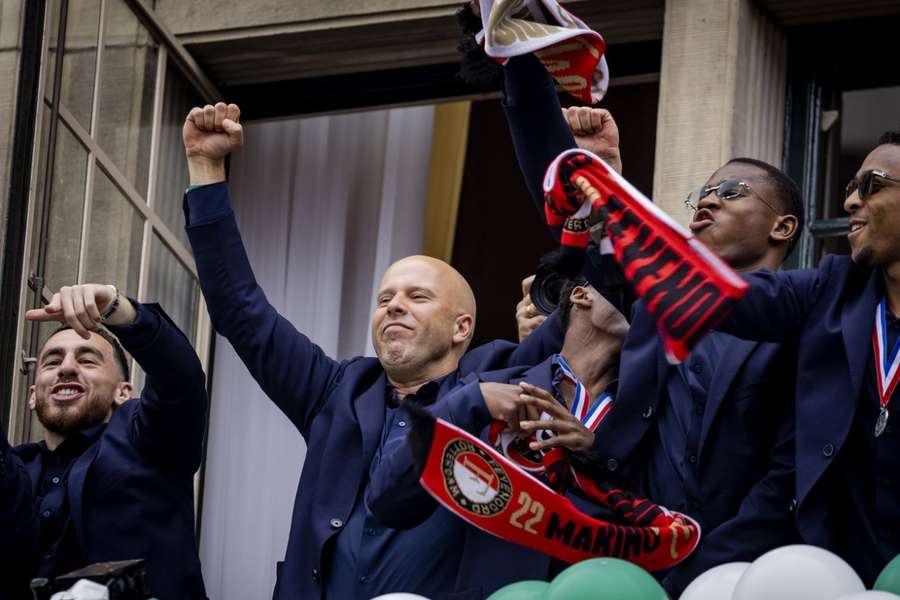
left=877, top=128, right=900, bottom=147
left=43, top=324, right=130, bottom=380
left=557, top=276, right=587, bottom=333
left=726, top=157, right=805, bottom=259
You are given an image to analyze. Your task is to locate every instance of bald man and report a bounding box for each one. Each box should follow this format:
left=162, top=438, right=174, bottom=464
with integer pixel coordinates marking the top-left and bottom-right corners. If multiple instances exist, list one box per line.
left=181, top=103, right=563, bottom=599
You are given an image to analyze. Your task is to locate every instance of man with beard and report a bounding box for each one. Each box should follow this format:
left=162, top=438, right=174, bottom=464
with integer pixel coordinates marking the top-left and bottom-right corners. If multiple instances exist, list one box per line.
left=702, top=129, right=900, bottom=585
left=181, top=102, right=562, bottom=599
left=0, top=284, right=208, bottom=599
left=500, top=52, right=804, bottom=594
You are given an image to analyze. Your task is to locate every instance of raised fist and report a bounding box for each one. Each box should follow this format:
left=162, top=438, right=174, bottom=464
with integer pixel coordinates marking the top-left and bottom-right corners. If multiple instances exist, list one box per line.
left=563, top=106, right=622, bottom=175
left=183, top=102, right=243, bottom=162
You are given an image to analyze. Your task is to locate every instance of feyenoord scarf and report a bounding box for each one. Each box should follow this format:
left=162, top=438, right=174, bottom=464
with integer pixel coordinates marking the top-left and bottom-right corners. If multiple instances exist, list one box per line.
left=872, top=297, right=900, bottom=437
left=543, top=149, right=748, bottom=363
left=474, top=0, right=610, bottom=103
left=405, top=404, right=701, bottom=571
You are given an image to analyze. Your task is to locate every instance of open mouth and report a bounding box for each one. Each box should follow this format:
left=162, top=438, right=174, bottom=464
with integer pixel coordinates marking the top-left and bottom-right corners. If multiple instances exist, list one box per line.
left=849, top=221, right=866, bottom=235
left=51, top=382, right=85, bottom=403
left=689, top=208, right=715, bottom=232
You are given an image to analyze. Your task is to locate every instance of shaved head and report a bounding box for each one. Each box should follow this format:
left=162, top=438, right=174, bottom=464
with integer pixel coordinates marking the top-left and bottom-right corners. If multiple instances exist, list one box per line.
left=371, top=255, right=477, bottom=390
left=384, top=255, right=476, bottom=319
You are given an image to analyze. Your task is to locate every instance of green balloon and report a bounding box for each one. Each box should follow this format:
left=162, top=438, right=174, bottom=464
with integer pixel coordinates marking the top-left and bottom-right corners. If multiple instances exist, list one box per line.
left=486, top=580, right=549, bottom=600
left=545, top=558, right=668, bottom=600
left=875, top=554, right=900, bottom=594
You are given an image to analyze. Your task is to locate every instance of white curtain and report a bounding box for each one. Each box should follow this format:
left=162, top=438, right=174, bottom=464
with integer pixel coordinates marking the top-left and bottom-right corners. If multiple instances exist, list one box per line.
left=198, top=105, right=436, bottom=599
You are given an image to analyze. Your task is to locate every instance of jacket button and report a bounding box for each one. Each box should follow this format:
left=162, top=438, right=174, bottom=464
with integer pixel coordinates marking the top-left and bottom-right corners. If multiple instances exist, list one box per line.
left=330, top=518, right=343, bottom=529
left=642, top=406, right=654, bottom=419
left=822, top=443, right=834, bottom=457
left=607, top=458, right=618, bottom=471
left=688, top=454, right=698, bottom=464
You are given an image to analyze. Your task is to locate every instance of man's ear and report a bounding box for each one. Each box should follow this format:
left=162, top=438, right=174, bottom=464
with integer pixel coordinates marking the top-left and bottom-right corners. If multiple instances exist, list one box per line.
left=28, top=385, right=36, bottom=410
left=770, top=214, right=798, bottom=245
left=114, top=382, right=133, bottom=406
left=453, top=314, right=475, bottom=345
left=570, top=285, right=592, bottom=309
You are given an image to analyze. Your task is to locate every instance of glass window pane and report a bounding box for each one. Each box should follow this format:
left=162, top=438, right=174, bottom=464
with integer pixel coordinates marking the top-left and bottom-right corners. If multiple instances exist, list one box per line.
left=155, top=62, right=202, bottom=247
left=33, top=121, right=88, bottom=293
left=96, top=0, right=157, bottom=197
left=0, top=0, right=25, bottom=265
left=83, top=166, right=144, bottom=292
left=145, top=233, right=198, bottom=341
left=57, top=0, right=101, bottom=130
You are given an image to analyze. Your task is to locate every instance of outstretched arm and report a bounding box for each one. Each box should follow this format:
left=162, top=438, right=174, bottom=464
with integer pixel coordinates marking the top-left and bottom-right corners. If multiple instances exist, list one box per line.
left=182, top=103, right=343, bottom=438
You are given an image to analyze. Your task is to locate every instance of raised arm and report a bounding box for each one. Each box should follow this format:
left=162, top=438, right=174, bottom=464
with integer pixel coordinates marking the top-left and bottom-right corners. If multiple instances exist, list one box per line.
left=182, top=103, right=342, bottom=437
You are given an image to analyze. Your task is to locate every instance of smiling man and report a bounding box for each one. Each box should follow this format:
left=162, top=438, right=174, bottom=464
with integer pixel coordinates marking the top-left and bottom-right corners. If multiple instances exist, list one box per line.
left=707, top=128, right=900, bottom=585
left=180, top=102, right=563, bottom=599
left=0, top=284, right=208, bottom=599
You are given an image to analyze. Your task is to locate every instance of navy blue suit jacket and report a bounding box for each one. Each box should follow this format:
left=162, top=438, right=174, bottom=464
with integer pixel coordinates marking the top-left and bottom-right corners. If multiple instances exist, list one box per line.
left=581, top=305, right=798, bottom=593
left=367, top=357, right=611, bottom=596
left=501, top=52, right=798, bottom=594
left=0, top=304, right=208, bottom=600
left=184, top=183, right=562, bottom=599
left=717, top=255, right=884, bottom=549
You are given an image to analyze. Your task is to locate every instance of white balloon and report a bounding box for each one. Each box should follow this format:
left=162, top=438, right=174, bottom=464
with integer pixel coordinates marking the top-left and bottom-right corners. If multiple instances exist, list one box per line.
left=733, top=545, right=864, bottom=600
left=679, top=562, right=751, bottom=600
left=369, top=595, right=431, bottom=600
left=837, top=593, right=900, bottom=599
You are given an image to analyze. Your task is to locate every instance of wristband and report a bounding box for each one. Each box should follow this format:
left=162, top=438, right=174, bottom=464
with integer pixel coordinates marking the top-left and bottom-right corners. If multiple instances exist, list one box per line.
left=101, top=285, right=120, bottom=322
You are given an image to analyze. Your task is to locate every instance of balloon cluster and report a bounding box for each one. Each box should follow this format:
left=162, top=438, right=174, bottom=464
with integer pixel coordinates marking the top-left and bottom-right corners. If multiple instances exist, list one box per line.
left=371, top=551, right=900, bottom=600
left=683, top=547, right=900, bottom=600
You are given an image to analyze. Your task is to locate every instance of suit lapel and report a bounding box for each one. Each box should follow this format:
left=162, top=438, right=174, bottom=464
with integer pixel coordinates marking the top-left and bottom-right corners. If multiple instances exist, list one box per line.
left=841, top=268, right=880, bottom=403
left=24, top=446, right=43, bottom=498
left=67, top=439, right=101, bottom=550
left=698, top=337, right=759, bottom=454
left=353, top=372, right=389, bottom=463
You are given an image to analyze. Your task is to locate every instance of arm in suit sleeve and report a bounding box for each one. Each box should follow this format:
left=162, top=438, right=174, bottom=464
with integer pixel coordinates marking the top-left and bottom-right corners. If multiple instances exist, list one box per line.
left=184, top=183, right=342, bottom=438
left=718, top=263, right=829, bottom=342
left=502, top=53, right=577, bottom=237
left=0, top=436, right=39, bottom=587
left=661, top=383, right=799, bottom=596
left=107, top=303, right=209, bottom=473
left=366, top=375, right=494, bottom=529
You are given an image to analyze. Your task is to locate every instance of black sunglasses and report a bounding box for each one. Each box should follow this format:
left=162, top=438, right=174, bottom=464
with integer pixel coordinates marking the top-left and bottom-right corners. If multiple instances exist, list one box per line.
left=845, top=169, right=900, bottom=200
left=684, top=179, right=781, bottom=215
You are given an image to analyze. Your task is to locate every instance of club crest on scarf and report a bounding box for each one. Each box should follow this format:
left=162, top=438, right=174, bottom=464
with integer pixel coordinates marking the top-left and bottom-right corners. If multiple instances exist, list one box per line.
left=474, top=0, right=609, bottom=104
left=543, top=149, right=749, bottom=363
left=407, top=407, right=702, bottom=572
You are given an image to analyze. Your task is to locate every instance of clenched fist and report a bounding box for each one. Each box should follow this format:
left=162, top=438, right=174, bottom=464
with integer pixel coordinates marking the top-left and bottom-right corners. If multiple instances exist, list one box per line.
left=183, top=102, right=243, bottom=185
left=563, top=106, right=622, bottom=175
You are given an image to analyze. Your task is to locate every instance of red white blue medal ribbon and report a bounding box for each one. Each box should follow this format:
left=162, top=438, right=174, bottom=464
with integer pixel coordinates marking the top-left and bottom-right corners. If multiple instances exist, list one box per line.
left=872, top=298, right=900, bottom=437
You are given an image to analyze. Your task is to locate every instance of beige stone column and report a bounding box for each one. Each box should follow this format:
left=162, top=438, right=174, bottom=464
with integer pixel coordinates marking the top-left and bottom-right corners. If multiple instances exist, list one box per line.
left=653, top=0, right=787, bottom=224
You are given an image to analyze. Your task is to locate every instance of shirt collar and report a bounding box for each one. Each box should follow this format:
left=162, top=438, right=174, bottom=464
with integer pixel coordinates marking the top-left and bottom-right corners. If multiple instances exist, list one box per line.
left=40, top=421, right=106, bottom=457
left=387, top=373, right=451, bottom=408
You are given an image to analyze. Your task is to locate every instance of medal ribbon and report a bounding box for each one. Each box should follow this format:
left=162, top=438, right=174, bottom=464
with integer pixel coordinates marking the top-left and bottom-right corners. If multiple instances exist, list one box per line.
left=489, top=355, right=613, bottom=475
left=873, top=298, right=900, bottom=411
left=414, top=414, right=701, bottom=571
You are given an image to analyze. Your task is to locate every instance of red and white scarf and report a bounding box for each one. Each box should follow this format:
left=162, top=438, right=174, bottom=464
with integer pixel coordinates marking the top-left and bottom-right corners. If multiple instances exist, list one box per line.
left=543, top=149, right=748, bottom=363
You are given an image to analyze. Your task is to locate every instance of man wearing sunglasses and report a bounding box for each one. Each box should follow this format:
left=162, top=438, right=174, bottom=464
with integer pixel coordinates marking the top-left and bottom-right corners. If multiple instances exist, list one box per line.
left=707, top=129, right=900, bottom=585
left=500, top=52, right=803, bottom=595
